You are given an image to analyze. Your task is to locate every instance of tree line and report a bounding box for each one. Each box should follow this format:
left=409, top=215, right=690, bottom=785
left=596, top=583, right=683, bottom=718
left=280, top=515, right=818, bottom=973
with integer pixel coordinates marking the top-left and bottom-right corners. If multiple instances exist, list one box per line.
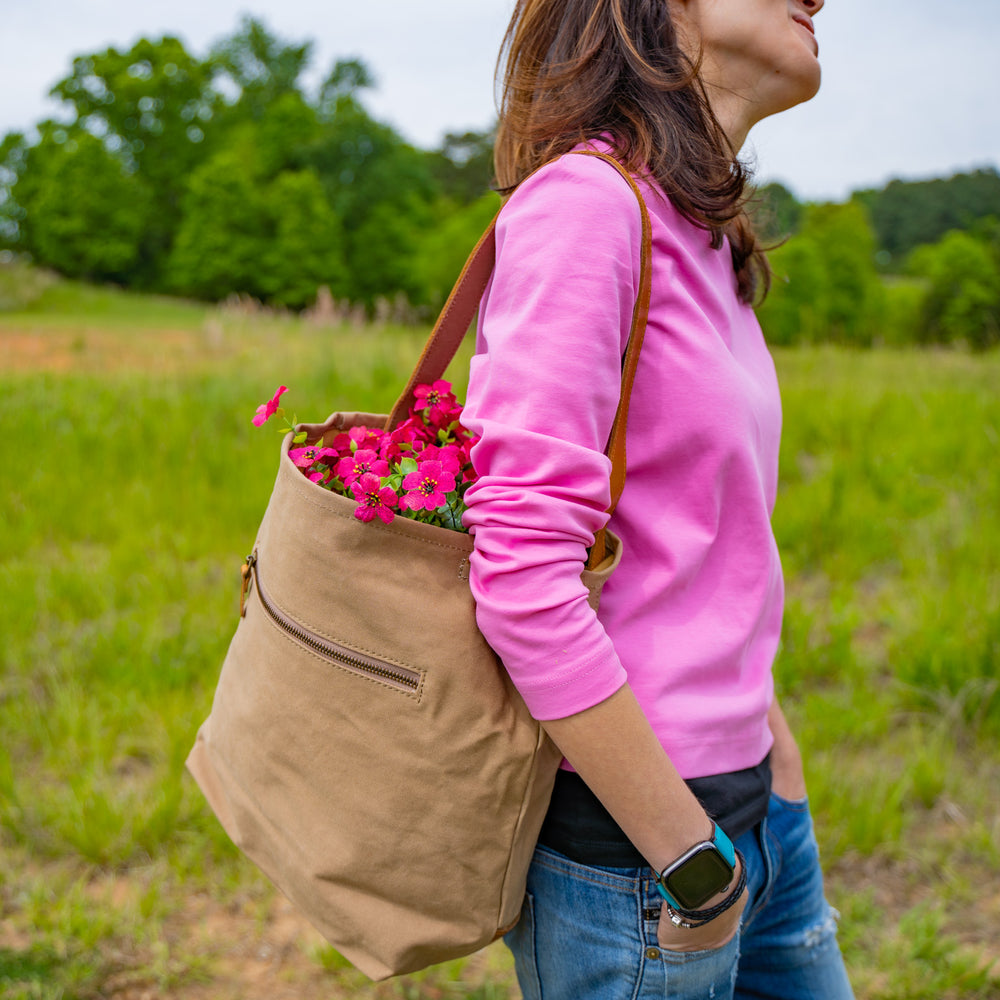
left=0, top=17, right=498, bottom=314
left=1, top=16, right=998, bottom=347
left=753, top=172, right=1000, bottom=349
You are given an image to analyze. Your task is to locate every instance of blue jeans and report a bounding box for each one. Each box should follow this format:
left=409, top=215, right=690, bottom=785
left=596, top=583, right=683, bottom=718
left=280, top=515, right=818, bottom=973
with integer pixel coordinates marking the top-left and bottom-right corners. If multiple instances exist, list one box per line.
left=504, top=793, right=854, bottom=1000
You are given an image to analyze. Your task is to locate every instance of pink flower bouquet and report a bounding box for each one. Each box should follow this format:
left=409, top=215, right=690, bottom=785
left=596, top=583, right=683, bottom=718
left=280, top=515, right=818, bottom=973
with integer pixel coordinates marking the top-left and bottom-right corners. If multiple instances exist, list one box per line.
left=251, top=381, right=478, bottom=532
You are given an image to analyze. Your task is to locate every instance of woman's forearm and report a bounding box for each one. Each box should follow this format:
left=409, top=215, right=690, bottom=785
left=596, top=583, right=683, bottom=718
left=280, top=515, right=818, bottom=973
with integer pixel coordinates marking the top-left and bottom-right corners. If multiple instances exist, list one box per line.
left=539, top=684, right=715, bottom=872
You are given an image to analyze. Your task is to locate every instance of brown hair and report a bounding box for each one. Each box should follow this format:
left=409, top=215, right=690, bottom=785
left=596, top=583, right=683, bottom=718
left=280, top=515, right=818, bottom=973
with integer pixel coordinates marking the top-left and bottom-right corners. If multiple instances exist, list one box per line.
left=495, top=0, right=769, bottom=304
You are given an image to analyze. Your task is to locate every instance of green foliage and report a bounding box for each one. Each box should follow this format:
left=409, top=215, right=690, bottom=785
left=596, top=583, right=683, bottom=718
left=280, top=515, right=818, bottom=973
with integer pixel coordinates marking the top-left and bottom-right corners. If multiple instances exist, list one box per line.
left=301, top=96, right=442, bottom=306
left=855, top=167, right=1000, bottom=267
left=751, top=181, right=803, bottom=243
left=758, top=202, right=884, bottom=346
left=2, top=17, right=485, bottom=313
left=166, top=150, right=267, bottom=299
left=167, top=154, right=348, bottom=307
left=757, top=236, right=828, bottom=345
left=410, top=192, right=501, bottom=311
left=259, top=169, right=349, bottom=308
left=4, top=12, right=997, bottom=340
left=49, top=35, right=218, bottom=185
left=879, top=277, right=926, bottom=347
left=428, top=127, right=498, bottom=204
left=0, top=132, right=29, bottom=246
left=48, top=35, right=219, bottom=282
left=808, top=201, right=885, bottom=344
left=210, top=15, right=312, bottom=124
left=907, top=230, right=1000, bottom=348
left=15, top=130, right=154, bottom=282
left=317, top=56, right=376, bottom=120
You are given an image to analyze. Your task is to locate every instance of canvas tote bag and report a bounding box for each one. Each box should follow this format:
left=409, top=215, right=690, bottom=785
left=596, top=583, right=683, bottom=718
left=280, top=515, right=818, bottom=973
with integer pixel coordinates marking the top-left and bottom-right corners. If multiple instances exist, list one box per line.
left=186, top=151, right=653, bottom=981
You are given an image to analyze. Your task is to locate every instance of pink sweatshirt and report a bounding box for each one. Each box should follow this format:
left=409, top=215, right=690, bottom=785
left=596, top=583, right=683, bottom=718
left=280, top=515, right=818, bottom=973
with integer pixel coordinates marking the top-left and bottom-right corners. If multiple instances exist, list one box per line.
left=460, top=150, right=781, bottom=779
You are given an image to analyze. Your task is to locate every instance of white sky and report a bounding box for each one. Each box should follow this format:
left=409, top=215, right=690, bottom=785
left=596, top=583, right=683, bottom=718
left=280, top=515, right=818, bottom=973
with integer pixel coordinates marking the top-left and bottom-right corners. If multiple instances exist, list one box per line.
left=2, top=0, right=998, bottom=202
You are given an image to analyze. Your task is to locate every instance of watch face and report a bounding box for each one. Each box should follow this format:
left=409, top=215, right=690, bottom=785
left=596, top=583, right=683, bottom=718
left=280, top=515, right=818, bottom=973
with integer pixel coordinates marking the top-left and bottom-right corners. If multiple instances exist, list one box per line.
left=663, top=844, right=734, bottom=910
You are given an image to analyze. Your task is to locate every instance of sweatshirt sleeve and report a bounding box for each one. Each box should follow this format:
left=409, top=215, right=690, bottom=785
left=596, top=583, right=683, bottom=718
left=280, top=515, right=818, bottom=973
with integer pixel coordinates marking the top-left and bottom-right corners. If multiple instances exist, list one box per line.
left=460, top=153, right=641, bottom=720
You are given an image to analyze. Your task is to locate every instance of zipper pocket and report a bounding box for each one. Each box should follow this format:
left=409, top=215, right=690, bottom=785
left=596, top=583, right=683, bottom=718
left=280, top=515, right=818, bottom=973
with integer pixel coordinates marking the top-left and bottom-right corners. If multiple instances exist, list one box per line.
left=241, top=551, right=422, bottom=695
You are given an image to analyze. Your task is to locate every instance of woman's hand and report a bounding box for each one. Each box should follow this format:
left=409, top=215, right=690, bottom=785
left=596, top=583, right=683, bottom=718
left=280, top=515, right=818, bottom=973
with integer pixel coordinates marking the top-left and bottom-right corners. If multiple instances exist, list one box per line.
left=768, top=698, right=808, bottom=801
left=656, top=855, right=748, bottom=953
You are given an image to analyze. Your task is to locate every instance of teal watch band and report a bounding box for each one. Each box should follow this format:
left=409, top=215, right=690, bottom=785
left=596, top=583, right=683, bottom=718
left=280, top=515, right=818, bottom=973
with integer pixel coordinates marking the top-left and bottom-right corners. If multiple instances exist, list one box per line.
left=653, top=822, right=737, bottom=911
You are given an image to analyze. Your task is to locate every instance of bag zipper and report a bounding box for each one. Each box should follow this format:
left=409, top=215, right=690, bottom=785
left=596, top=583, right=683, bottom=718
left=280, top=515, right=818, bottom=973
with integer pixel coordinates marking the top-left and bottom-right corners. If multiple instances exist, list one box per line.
left=240, top=551, right=422, bottom=695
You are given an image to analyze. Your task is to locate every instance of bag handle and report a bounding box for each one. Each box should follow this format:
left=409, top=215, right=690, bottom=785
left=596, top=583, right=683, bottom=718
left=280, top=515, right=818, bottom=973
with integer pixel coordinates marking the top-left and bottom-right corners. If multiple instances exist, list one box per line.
left=387, top=150, right=653, bottom=571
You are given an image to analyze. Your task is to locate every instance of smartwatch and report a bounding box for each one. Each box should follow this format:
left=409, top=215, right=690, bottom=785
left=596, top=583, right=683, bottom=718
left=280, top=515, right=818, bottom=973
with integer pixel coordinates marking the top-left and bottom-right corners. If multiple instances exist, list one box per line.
left=654, top=822, right=737, bottom=911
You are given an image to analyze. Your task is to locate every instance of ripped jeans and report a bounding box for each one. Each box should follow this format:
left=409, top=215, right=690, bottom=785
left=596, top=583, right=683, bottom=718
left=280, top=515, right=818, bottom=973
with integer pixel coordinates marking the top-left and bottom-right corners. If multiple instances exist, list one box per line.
left=504, top=793, right=854, bottom=1000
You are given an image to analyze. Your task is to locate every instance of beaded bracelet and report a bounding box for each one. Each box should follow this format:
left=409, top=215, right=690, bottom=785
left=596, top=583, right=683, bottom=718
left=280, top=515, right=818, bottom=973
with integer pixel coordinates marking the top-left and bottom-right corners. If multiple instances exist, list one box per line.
left=662, top=849, right=748, bottom=929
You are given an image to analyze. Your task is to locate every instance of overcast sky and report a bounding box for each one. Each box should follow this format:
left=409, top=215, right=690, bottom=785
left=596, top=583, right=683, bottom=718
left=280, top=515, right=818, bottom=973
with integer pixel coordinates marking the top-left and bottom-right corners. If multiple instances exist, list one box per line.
left=2, top=0, right=998, bottom=202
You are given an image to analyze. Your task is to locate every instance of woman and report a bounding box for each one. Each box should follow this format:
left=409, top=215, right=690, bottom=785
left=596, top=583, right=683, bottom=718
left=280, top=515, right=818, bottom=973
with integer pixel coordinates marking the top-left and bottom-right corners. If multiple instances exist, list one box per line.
left=460, top=1, right=854, bottom=998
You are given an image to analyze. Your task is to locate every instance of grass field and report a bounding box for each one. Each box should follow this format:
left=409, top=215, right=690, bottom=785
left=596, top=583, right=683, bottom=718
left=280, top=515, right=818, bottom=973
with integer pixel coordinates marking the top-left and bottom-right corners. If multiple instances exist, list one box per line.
left=1, top=269, right=999, bottom=999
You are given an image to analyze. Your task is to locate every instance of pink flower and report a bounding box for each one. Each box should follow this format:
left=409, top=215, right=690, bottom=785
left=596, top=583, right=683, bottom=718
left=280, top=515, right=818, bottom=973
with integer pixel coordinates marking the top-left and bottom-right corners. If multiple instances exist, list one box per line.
left=400, top=460, right=457, bottom=512
left=289, top=445, right=337, bottom=468
left=456, top=434, right=479, bottom=481
left=419, top=443, right=462, bottom=473
left=350, top=473, right=398, bottom=524
left=413, top=380, right=458, bottom=427
left=336, top=448, right=390, bottom=486
left=327, top=431, right=355, bottom=456
left=380, top=419, right=421, bottom=464
left=348, top=426, right=384, bottom=453
left=252, top=386, right=288, bottom=426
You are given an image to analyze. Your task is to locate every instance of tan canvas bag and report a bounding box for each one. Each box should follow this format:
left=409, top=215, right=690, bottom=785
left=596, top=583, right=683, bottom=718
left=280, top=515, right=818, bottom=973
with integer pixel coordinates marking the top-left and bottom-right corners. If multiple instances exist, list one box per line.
left=186, top=151, right=652, bottom=980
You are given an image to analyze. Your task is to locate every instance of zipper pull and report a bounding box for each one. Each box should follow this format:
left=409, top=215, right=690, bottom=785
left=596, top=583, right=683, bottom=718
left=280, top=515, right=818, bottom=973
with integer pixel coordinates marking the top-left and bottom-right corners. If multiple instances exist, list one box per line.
left=240, top=552, right=256, bottom=618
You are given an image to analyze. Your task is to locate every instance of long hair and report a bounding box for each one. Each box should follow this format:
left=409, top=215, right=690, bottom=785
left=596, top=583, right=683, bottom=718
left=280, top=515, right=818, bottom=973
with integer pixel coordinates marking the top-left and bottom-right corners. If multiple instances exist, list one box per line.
left=495, top=0, right=769, bottom=304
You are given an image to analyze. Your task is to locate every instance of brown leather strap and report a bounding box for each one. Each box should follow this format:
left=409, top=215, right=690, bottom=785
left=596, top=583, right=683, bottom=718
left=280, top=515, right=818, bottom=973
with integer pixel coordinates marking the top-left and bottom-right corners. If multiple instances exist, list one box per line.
left=583, top=153, right=652, bottom=568
left=387, top=220, right=499, bottom=429
left=387, top=150, right=653, bottom=571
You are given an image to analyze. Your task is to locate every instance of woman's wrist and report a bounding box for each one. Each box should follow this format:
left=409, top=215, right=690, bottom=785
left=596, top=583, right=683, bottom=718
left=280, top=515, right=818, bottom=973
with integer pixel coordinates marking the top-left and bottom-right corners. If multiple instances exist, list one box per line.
left=661, top=850, right=747, bottom=928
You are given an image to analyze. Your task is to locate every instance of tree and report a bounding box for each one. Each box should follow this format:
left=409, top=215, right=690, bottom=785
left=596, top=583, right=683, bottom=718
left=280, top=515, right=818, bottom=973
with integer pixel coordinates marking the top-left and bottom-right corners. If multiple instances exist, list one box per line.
left=317, top=58, right=375, bottom=121
left=5, top=128, right=152, bottom=281
left=300, top=95, right=441, bottom=306
left=258, top=169, right=349, bottom=309
left=908, top=231, right=1000, bottom=349
left=50, top=37, right=218, bottom=201
left=757, top=201, right=884, bottom=346
left=225, top=91, right=322, bottom=179
left=428, top=127, right=497, bottom=204
left=409, top=192, right=501, bottom=312
left=210, top=16, right=311, bottom=123
left=750, top=182, right=802, bottom=244
left=756, top=235, right=828, bottom=346
left=166, top=149, right=267, bottom=300
left=803, top=201, right=884, bottom=345
left=0, top=132, right=29, bottom=248
left=48, top=36, right=219, bottom=282
left=855, top=168, right=1000, bottom=267
left=168, top=149, right=349, bottom=308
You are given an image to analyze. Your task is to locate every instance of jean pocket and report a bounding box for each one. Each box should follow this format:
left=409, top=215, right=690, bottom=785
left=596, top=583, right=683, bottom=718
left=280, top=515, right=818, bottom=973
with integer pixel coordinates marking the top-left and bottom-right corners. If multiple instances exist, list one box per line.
left=504, top=892, right=542, bottom=1000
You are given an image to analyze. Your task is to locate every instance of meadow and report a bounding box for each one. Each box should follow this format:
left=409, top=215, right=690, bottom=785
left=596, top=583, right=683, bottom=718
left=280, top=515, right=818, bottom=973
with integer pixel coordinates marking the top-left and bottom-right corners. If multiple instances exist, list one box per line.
left=1, top=268, right=998, bottom=999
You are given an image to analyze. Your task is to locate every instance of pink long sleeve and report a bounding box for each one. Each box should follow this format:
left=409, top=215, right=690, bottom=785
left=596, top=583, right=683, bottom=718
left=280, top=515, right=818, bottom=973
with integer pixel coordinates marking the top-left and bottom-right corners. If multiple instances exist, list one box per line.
left=461, top=151, right=782, bottom=778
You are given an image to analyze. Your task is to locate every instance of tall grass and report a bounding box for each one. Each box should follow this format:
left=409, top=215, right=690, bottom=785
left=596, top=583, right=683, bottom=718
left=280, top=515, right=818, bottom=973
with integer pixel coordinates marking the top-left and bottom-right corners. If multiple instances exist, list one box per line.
left=1, top=312, right=998, bottom=997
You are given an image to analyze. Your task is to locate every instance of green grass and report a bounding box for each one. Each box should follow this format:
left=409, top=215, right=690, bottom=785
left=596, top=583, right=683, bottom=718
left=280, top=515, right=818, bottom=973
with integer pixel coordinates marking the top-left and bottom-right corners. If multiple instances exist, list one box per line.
left=1, top=288, right=998, bottom=997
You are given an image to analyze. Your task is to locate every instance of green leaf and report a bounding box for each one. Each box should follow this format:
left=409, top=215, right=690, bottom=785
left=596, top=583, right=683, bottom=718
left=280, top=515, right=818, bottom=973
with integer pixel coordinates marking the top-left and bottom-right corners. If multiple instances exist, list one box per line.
left=398, top=457, right=418, bottom=475
left=293, top=431, right=308, bottom=444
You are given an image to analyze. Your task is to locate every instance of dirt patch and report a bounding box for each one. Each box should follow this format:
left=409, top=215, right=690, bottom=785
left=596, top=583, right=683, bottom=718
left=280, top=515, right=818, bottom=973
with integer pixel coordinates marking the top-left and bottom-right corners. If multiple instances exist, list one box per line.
left=73, top=881, right=514, bottom=1000
left=0, top=327, right=231, bottom=375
